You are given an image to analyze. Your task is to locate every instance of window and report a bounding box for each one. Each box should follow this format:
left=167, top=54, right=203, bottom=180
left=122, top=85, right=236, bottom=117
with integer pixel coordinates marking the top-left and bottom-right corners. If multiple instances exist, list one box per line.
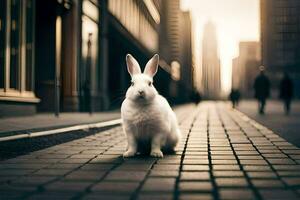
left=0, top=0, right=36, bottom=100
left=25, top=0, right=34, bottom=91
left=10, top=0, right=21, bottom=89
left=0, top=1, right=6, bottom=89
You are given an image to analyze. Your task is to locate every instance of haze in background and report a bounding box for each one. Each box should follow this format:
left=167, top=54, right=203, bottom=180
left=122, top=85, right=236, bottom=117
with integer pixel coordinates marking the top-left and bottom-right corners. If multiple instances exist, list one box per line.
left=181, top=0, right=259, bottom=94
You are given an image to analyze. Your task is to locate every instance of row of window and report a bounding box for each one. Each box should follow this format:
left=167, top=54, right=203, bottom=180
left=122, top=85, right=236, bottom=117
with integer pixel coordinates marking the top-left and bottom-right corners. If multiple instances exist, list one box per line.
left=274, top=15, right=297, bottom=24
left=274, top=0, right=299, bottom=8
left=274, top=48, right=298, bottom=66
left=108, top=0, right=158, bottom=51
left=273, top=7, right=298, bottom=16
left=275, top=41, right=299, bottom=50
left=0, top=0, right=34, bottom=98
left=274, top=24, right=298, bottom=32
left=273, top=32, right=298, bottom=41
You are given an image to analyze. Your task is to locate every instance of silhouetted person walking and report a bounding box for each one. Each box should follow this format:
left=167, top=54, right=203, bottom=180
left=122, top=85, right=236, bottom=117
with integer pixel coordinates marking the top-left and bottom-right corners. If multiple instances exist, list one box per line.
left=279, top=72, right=294, bottom=115
left=190, top=90, right=202, bottom=105
left=254, top=67, right=270, bottom=115
left=229, top=89, right=241, bottom=108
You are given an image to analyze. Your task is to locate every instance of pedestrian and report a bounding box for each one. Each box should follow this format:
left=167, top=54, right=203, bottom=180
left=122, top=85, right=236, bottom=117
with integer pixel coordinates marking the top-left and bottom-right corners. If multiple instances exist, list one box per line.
left=190, top=90, right=202, bottom=104
left=229, top=89, right=241, bottom=108
left=253, top=66, right=270, bottom=114
left=279, top=72, right=294, bottom=115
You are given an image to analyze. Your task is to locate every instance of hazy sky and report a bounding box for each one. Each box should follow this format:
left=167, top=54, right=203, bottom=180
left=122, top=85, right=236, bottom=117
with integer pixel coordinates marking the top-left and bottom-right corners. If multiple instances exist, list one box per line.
left=181, top=0, right=259, bottom=94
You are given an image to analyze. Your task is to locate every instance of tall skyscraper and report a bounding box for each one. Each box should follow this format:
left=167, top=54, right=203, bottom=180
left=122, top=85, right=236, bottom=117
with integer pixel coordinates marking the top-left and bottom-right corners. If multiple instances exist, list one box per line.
left=159, top=0, right=181, bottom=64
left=159, top=0, right=194, bottom=101
left=179, top=11, right=194, bottom=97
left=202, top=21, right=221, bottom=99
left=260, top=0, right=300, bottom=97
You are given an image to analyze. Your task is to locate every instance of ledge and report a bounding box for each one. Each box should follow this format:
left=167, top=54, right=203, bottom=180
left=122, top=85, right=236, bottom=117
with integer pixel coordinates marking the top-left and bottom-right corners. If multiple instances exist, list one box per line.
left=0, top=96, right=40, bottom=103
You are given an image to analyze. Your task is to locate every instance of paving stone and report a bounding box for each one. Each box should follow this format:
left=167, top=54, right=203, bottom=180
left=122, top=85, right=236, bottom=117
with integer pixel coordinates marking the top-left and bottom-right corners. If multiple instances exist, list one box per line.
left=80, top=163, right=115, bottom=171
left=141, top=178, right=176, bottom=192
left=46, top=163, right=82, bottom=169
left=239, top=159, right=268, bottom=165
left=219, top=188, right=255, bottom=200
left=27, top=192, right=78, bottom=200
left=81, top=193, right=131, bottom=200
left=115, top=163, right=153, bottom=171
left=273, top=165, right=300, bottom=171
left=179, top=193, right=213, bottom=200
left=33, top=169, right=70, bottom=176
left=11, top=176, right=56, bottom=186
left=277, top=171, right=300, bottom=177
left=282, top=177, right=300, bottom=187
left=137, top=193, right=173, bottom=200
left=45, top=181, right=91, bottom=191
left=182, top=165, right=209, bottom=171
left=246, top=171, right=277, bottom=179
left=179, top=181, right=213, bottom=192
left=105, top=171, right=147, bottom=181
left=235, top=151, right=259, bottom=155
left=215, top=178, right=248, bottom=187
left=267, top=158, right=296, bottom=165
left=180, top=172, right=210, bottom=180
left=213, top=170, right=244, bottom=177
left=211, top=160, right=238, bottom=165
left=211, top=155, right=236, bottom=160
left=251, top=179, right=284, bottom=188
left=91, top=181, right=140, bottom=194
left=210, top=151, right=234, bottom=155
left=212, top=165, right=240, bottom=171
left=183, top=159, right=209, bottom=165
left=243, top=165, right=271, bottom=171
left=238, top=155, right=263, bottom=160
left=259, top=189, right=299, bottom=200
left=153, top=164, right=180, bottom=171
left=64, top=170, right=106, bottom=181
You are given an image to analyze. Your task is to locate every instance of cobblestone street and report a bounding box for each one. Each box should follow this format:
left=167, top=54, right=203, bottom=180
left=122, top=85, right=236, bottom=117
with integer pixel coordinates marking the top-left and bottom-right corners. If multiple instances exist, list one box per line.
left=1, top=102, right=300, bottom=200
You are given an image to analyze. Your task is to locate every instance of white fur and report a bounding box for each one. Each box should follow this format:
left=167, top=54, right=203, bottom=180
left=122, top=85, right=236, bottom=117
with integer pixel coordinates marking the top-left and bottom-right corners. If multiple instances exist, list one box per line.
left=121, top=54, right=181, bottom=158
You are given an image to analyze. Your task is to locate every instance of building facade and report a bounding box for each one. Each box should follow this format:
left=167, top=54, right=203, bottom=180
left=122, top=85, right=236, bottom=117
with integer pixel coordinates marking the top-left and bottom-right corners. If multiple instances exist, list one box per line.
left=202, top=21, right=221, bottom=99
left=0, top=0, right=184, bottom=117
left=232, top=41, right=261, bottom=97
left=159, top=0, right=195, bottom=102
left=260, top=0, right=300, bottom=97
left=179, top=11, right=194, bottom=100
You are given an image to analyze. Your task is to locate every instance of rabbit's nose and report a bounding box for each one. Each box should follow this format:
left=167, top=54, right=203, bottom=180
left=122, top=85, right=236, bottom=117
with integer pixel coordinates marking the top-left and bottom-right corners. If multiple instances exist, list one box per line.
left=138, top=90, right=145, bottom=95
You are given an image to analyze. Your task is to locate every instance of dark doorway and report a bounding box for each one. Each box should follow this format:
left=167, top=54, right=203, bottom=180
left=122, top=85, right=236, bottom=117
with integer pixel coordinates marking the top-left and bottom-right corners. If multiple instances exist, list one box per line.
left=35, top=0, right=57, bottom=112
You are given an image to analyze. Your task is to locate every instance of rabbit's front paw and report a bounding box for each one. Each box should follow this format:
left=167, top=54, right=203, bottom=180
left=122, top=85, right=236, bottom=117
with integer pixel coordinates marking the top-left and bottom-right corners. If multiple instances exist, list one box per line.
left=123, top=150, right=136, bottom=158
left=150, top=150, right=163, bottom=158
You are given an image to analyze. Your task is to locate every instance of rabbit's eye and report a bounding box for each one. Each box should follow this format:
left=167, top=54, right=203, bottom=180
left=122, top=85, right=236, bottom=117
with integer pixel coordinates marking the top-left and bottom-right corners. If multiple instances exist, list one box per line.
left=148, top=81, right=152, bottom=86
left=131, top=82, right=134, bottom=86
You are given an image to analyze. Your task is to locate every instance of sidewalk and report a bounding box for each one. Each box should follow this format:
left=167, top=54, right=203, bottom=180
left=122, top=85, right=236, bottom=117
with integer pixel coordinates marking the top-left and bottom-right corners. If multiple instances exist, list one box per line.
left=1, top=102, right=300, bottom=200
left=0, top=112, right=121, bottom=137
left=237, top=100, right=300, bottom=147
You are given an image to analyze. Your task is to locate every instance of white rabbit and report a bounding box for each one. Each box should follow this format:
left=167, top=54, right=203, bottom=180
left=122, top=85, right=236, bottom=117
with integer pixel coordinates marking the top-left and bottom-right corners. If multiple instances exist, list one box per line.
left=121, top=54, right=181, bottom=158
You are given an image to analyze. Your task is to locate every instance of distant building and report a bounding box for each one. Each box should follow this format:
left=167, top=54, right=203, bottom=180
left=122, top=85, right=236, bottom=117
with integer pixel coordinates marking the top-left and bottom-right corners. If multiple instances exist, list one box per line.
left=260, top=0, right=300, bottom=98
left=159, top=0, right=181, bottom=64
left=159, top=0, right=194, bottom=102
left=179, top=11, right=194, bottom=99
left=232, top=42, right=261, bottom=97
left=202, top=21, right=221, bottom=99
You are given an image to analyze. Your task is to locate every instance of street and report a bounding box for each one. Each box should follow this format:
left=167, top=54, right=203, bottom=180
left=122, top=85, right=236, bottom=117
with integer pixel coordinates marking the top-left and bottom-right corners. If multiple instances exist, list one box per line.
left=1, top=102, right=300, bottom=200
left=237, top=100, right=300, bottom=148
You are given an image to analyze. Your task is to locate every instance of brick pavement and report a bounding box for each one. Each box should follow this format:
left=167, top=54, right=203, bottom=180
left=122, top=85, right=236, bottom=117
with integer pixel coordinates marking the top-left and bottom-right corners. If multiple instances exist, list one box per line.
left=0, top=102, right=300, bottom=200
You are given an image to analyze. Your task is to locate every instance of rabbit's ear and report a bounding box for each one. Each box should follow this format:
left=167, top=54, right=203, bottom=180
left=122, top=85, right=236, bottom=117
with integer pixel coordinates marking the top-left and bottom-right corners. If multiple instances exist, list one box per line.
left=126, top=54, right=141, bottom=76
left=144, top=54, right=159, bottom=77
